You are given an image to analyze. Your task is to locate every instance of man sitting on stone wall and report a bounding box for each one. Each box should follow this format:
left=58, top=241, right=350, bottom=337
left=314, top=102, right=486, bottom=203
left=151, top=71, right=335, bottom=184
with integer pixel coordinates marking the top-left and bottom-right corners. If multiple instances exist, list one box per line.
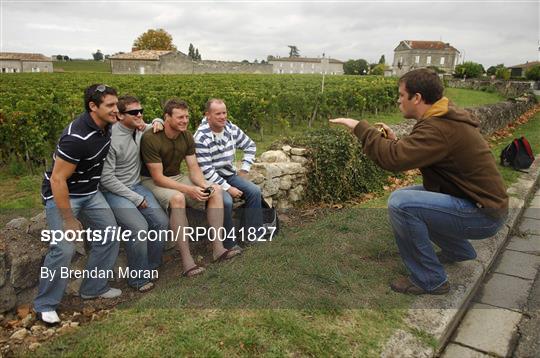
left=35, top=84, right=122, bottom=324
left=100, top=95, right=169, bottom=292
left=194, top=99, right=265, bottom=248
left=140, top=99, right=241, bottom=278
left=330, top=68, right=508, bottom=295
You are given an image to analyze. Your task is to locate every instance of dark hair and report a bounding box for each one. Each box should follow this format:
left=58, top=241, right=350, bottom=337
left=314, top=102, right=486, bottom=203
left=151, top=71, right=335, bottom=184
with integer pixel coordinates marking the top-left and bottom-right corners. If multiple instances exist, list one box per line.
left=398, top=69, right=443, bottom=104
left=117, top=95, right=140, bottom=113
left=84, top=84, right=118, bottom=112
left=163, top=98, right=189, bottom=118
left=205, top=98, right=225, bottom=113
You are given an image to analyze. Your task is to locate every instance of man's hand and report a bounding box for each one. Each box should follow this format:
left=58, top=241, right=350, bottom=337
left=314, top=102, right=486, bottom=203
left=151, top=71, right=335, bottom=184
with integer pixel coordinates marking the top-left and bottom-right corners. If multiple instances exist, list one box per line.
left=227, top=186, right=243, bottom=199
left=137, top=198, right=148, bottom=209
left=329, top=118, right=360, bottom=131
left=238, top=170, right=249, bottom=178
left=63, top=216, right=83, bottom=232
left=186, top=186, right=210, bottom=201
left=152, top=121, right=164, bottom=133
left=374, top=122, right=397, bottom=140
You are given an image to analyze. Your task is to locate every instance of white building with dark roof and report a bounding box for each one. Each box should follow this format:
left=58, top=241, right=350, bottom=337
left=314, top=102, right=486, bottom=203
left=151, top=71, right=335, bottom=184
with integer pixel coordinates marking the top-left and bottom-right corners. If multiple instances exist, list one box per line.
left=268, top=56, right=344, bottom=75
left=0, top=52, right=53, bottom=73
left=392, top=40, right=460, bottom=76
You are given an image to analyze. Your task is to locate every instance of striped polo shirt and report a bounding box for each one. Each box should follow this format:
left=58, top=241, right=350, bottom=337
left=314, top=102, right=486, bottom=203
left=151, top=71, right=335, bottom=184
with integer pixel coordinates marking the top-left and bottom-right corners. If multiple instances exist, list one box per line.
left=194, top=117, right=256, bottom=191
left=41, top=112, right=112, bottom=202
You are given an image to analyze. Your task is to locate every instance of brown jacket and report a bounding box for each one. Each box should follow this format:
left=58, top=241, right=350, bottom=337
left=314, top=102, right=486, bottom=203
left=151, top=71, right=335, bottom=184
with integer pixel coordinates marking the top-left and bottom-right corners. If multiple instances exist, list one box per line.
left=353, top=98, right=508, bottom=217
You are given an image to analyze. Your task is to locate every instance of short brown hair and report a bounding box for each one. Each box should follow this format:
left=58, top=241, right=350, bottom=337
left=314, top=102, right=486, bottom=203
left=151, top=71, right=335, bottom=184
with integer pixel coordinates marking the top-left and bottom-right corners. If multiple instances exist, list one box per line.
left=398, top=69, right=443, bottom=104
left=163, top=98, right=189, bottom=118
left=117, top=95, right=140, bottom=113
left=205, top=98, right=225, bottom=113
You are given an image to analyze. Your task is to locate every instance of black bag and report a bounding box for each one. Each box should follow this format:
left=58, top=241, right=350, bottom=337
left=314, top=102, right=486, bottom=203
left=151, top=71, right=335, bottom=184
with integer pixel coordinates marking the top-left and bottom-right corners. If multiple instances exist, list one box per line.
left=500, top=136, right=534, bottom=170
left=261, top=197, right=280, bottom=237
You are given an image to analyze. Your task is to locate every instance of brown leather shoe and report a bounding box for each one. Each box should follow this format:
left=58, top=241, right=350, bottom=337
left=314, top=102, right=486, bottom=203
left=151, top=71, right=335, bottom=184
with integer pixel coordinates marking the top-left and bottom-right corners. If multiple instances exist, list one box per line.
left=390, top=276, right=450, bottom=295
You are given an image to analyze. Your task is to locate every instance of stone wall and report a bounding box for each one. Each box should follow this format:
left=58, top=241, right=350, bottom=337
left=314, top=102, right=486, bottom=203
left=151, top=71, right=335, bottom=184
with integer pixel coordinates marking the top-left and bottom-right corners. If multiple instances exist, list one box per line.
left=391, top=93, right=537, bottom=137
left=447, top=79, right=533, bottom=98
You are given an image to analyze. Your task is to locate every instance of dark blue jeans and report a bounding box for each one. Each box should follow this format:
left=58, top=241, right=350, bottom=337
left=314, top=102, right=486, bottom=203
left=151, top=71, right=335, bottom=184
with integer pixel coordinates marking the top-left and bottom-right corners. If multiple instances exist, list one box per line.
left=222, top=174, right=263, bottom=248
left=103, top=184, right=169, bottom=288
left=388, top=185, right=506, bottom=291
left=34, top=192, right=120, bottom=312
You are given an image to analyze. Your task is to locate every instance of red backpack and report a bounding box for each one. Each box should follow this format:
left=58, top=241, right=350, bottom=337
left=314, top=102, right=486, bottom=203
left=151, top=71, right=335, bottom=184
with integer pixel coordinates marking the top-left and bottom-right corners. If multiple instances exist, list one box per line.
left=500, top=136, right=535, bottom=170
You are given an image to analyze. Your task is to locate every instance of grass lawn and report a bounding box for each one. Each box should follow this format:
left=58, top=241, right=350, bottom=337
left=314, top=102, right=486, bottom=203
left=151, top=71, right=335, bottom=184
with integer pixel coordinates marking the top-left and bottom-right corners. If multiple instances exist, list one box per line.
left=53, top=60, right=111, bottom=73
left=34, top=206, right=414, bottom=357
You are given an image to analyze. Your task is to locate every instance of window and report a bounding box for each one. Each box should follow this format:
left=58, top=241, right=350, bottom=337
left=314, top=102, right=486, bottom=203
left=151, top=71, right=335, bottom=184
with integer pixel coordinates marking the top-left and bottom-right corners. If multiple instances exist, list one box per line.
left=311, top=64, right=315, bottom=69
left=440, top=57, right=445, bottom=65
left=280, top=63, right=283, bottom=67
left=415, top=56, right=420, bottom=64
left=290, top=63, right=293, bottom=68
left=426, top=56, right=431, bottom=65
left=301, top=63, right=304, bottom=68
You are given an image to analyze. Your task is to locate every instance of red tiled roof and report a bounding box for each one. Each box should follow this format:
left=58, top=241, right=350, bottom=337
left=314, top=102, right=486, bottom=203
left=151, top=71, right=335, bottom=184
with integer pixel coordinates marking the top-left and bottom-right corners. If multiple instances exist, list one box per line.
left=399, top=40, right=459, bottom=52
left=0, top=52, right=51, bottom=61
left=508, top=61, right=540, bottom=69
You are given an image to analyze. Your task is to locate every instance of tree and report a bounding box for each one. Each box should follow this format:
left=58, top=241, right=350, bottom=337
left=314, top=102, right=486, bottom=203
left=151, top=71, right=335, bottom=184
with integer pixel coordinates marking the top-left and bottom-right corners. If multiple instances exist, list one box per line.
left=453, top=61, right=484, bottom=78
left=133, top=28, right=177, bottom=51
left=288, top=45, right=300, bottom=58
left=370, top=63, right=385, bottom=76
left=525, top=64, right=540, bottom=80
left=188, top=43, right=195, bottom=58
left=63, top=55, right=69, bottom=61
left=487, top=64, right=505, bottom=76
left=56, top=54, right=63, bottom=61
left=267, top=55, right=275, bottom=61
left=194, top=48, right=201, bottom=60
left=343, top=59, right=369, bottom=75
left=378, top=55, right=385, bottom=64
left=495, top=67, right=510, bottom=80
left=92, top=49, right=104, bottom=61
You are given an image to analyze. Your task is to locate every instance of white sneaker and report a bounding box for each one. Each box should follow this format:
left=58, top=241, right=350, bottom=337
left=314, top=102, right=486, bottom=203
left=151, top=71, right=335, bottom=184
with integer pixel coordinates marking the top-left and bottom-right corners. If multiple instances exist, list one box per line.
left=39, top=310, right=60, bottom=324
left=80, top=287, right=122, bottom=300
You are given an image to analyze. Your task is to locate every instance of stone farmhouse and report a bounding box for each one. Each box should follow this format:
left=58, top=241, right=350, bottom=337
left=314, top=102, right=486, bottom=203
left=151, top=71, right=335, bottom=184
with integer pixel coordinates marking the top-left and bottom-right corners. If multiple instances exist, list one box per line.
left=391, top=40, right=460, bottom=76
left=268, top=56, right=344, bottom=75
left=0, top=52, right=53, bottom=73
left=508, top=61, right=539, bottom=78
left=110, top=50, right=272, bottom=75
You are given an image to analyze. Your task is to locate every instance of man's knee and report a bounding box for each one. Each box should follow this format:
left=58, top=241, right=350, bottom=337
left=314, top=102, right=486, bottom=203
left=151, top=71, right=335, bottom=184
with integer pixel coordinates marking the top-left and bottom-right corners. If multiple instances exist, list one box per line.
left=388, top=190, right=409, bottom=212
left=169, top=193, right=186, bottom=208
left=211, top=184, right=223, bottom=199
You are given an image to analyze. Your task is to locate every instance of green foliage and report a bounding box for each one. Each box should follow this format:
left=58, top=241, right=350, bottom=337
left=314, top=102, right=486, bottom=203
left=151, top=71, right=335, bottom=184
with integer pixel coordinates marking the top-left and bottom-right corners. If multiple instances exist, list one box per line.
left=133, top=28, right=177, bottom=51
left=370, top=64, right=385, bottom=76
left=343, top=59, right=369, bottom=75
left=92, top=49, right=104, bottom=61
left=378, top=55, right=386, bottom=64
left=454, top=61, right=485, bottom=78
left=0, top=74, right=397, bottom=164
left=280, top=127, right=390, bottom=203
left=525, top=64, right=540, bottom=81
left=487, top=64, right=505, bottom=76
left=495, top=67, right=510, bottom=80
left=288, top=45, right=300, bottom=57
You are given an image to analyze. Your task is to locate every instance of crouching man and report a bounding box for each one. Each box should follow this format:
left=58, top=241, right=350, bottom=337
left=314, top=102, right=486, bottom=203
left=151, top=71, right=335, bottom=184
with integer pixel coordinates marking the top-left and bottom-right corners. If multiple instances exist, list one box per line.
left=331, top=69, right=508, bottom=295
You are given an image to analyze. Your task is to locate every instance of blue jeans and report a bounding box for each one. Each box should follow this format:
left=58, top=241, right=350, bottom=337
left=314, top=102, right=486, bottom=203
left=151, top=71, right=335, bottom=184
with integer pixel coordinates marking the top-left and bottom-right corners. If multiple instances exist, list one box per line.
left=222, top=175, right=263, bottom=248
left=34, top=192, right=120, bottom=312
left=103, top=184, right=169, bottom=288
left=388, top=185, right=506, bottom=291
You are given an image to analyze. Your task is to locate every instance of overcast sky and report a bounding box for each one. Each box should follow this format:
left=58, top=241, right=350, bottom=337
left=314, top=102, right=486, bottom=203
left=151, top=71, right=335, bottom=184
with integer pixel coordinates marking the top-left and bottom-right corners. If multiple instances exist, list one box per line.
left=1, top=1, right=538, bottom=68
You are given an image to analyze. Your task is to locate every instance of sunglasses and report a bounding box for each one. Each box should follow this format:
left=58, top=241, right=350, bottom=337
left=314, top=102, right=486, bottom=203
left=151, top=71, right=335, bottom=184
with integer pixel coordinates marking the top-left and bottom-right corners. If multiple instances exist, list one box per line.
left=122, top=108, right=144, bottom=116
left=94, top=84, right=110, bottom=94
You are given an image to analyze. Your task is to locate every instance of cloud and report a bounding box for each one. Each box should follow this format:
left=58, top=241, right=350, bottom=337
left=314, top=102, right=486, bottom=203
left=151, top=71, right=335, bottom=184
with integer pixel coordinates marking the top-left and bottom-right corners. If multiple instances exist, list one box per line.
left=27, top=23, right=94, bottom=32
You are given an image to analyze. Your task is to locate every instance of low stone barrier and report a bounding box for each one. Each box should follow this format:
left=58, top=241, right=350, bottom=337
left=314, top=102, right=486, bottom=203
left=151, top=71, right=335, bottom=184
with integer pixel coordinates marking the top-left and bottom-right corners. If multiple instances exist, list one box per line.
left=447, top=79, right=533, bottom=98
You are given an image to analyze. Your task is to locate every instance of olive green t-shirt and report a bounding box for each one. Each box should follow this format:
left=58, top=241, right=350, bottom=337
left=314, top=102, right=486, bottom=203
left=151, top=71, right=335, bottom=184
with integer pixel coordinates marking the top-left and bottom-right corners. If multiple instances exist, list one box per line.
left=140, top=130, right=195, bottom=177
